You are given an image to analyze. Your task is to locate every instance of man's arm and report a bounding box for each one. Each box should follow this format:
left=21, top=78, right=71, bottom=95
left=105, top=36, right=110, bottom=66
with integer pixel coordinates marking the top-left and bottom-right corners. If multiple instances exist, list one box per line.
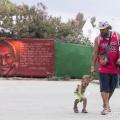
left=91, top=36, right=99, bottom=75
left=118, top=33, right=120, bottom=57
left=116, top=32, right=120, bottom=57
left=118, top=33, right=120, bottom=46
left=116, top=32, right=120, bottom=66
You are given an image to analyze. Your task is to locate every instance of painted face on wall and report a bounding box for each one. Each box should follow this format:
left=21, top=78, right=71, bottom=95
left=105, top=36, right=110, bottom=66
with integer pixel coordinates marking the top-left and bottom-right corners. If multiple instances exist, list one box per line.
left=0, top=45, right=15, bottom=75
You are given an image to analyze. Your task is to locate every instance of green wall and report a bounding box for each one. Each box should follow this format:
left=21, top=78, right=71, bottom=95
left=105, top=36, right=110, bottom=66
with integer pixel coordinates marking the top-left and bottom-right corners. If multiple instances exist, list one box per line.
left=54, top=42, right=98, bottom=79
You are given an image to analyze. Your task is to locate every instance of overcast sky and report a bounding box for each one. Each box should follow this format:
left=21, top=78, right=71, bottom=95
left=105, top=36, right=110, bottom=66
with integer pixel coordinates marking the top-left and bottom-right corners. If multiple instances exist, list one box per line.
left=10, top=0, right=120, bottom=33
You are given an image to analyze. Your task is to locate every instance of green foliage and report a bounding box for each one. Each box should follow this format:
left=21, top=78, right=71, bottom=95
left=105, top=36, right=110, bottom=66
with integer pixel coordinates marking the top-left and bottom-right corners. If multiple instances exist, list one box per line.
left=48, top=75, right=71, bottom=81
left=48, top=76, right=59, bottom=81
left=65, top=32, right=91, bottom=45
left=0, top=1, right=96, bottom=45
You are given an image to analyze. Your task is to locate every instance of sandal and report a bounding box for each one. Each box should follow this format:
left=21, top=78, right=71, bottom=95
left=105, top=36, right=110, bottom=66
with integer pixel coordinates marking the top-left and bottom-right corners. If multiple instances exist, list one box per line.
left=73, top=107, right=79, bottom=113
left=103, top=104, right=111, bottom=112
left=82, top=109, right=88, bottom=113
left=108, top=106, right=111, bottom=112
left=101, top=109, right=108, bottom=115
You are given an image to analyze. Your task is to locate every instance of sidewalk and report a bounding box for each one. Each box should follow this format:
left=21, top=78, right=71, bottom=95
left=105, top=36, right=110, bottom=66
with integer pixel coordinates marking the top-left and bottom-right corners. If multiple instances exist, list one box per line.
left=0, top=79, right=120, bottom=120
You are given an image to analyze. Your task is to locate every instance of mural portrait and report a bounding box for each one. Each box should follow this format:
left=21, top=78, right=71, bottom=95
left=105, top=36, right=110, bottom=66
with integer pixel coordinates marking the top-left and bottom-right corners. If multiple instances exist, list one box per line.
left=0, top=40, right=19, bottom=76
left=0, top=39, right=54, bottom=77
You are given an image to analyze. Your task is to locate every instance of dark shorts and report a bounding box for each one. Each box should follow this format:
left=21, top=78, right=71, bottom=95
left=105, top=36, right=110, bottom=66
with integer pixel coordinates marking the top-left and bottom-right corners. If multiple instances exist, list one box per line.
left=99, top=73, right=118, bottom=92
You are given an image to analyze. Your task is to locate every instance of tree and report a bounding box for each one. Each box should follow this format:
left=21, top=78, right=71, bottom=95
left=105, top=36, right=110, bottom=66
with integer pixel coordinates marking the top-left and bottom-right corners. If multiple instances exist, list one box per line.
left=90, top=17, right=96, bottom=27
left=75, top=12, right=96, bottom=31
left=75, top=12, right=86, bottom=30
left=0, top=0, right=16, bottom=9
left=0, top=1, right=96, bottom=46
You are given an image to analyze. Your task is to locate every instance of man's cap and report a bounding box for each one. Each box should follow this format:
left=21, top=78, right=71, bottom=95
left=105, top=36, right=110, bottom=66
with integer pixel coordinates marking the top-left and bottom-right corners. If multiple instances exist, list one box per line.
left=96, top=20, right=110, bottom=29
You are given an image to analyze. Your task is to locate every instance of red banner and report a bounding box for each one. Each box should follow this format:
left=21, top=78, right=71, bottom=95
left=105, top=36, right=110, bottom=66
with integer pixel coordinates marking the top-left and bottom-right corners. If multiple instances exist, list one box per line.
left=0, top=39, right=54, bottom=77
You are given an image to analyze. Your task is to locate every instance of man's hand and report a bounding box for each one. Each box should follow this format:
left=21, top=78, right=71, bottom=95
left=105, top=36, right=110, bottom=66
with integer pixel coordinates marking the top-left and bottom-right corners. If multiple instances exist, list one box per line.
left=116, top=58, right=120, bottom=67
left=91, top=66, right=96, bottom=76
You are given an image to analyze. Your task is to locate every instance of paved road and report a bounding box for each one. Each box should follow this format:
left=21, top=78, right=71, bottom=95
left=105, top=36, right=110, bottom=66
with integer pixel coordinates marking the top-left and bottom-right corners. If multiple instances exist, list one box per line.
left=0, top=79, right=120, bottom=120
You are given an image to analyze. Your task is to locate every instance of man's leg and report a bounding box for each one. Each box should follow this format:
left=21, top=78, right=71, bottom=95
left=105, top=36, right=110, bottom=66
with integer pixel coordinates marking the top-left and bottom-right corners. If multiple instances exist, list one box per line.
left=102, top=92, right=112, bottom=112
left=101, top=92, right=109, bottom=110
left=107, top=74, right=118, bottom=112
left=108, top=92, right=113, bottom=106
left=108, top=92, right=113, bottom=100
left=99, top=73, right=110, bottom=115
left=100, top=74, right=118, bottom=112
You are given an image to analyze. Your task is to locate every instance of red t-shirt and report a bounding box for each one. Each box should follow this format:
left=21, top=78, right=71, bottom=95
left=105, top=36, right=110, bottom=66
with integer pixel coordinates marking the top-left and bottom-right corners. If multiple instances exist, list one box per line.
left=98, top=31, right=119, bottom=74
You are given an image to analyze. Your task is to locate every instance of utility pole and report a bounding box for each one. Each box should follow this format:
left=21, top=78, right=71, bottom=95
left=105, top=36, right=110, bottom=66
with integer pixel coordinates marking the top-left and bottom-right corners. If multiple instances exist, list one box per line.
left=112, top=18, right=114, bottom=30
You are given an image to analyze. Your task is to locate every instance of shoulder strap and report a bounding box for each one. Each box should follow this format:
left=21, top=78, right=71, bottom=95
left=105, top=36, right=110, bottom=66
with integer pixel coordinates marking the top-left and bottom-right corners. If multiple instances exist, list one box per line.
left=98, top=31, right=112, bottom=55
left=108, top=31, right=112, bottom=46
left=106, top=31, right=112, bottom=52
left=115, top=32, right=120, bottom=46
